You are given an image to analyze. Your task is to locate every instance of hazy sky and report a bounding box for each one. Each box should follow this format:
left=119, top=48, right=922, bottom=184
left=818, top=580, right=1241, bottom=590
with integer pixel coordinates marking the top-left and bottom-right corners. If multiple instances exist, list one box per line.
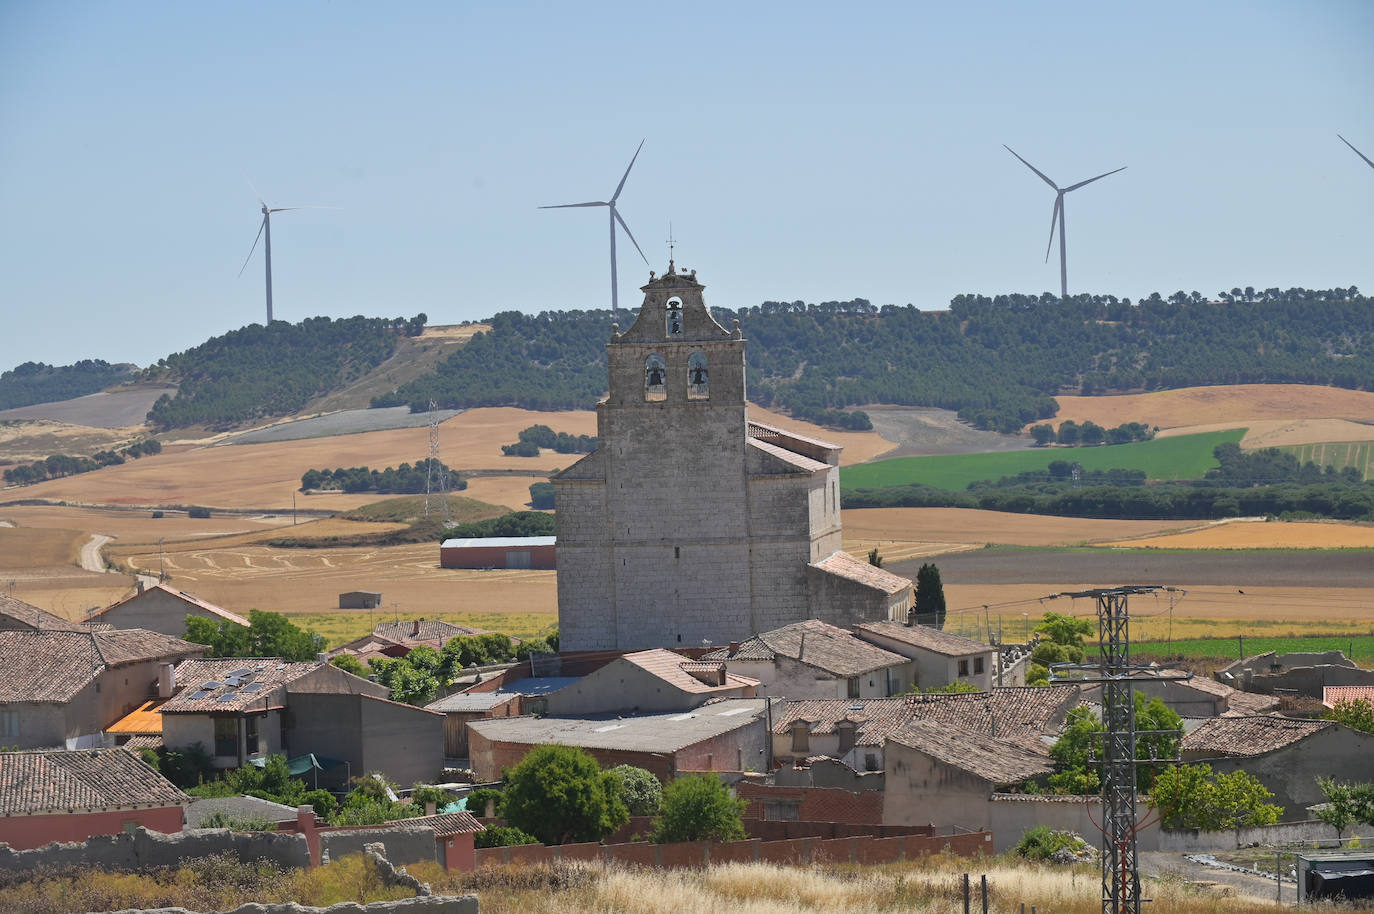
left=2, top=1, right=1371, bottom=371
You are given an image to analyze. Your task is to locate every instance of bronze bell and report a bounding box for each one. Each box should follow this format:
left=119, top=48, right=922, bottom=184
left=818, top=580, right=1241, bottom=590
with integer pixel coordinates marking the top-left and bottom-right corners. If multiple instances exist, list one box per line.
left=646, top=366, right=665, bottom=386
left=690, top=366, right=708, bottom=386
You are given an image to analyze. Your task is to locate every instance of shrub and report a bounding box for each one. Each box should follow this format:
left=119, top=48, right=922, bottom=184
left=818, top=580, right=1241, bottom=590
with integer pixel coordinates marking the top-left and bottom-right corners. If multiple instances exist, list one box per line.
left=501, top=745, right=628, bottom=845
left=188, top=506, right=212, bottom=518
left=650, top=774, right=746, bottom=844
left=611, top=765, right=663, bottom=817
left=465, top=787, right=503, bottom=817
left=1015, top=825, right=1089, bottom=861
left=151, top=510, right=164, bottom=518
left=200, top=811, right=279, bottom=831
left=474, top=825, right=540, bottom=848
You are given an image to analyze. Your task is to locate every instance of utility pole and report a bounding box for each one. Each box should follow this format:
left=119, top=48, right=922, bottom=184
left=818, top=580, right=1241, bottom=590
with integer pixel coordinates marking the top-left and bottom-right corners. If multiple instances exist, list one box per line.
left=1049, top=586, right=1189, bottom=914
left=424, top=399, right=452, bottom=523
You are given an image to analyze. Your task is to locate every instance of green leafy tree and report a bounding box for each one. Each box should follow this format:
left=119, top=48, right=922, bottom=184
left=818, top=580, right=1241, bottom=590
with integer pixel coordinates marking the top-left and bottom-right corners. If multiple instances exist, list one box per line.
left=1047, top=693, right=1181, bottom=794
left=369, top=656, right=439, bottom=706
left=330, top=773, right=420, bottom=826
left=500, top=745, right=628, bottom=846
left=611, top=765, right=663, bottom=817
left=465, top=787, right=503, bottom=817
left=183, top=611, right=323, bottom=662
left=650, top=774, right=747, bottom=844
left=1151, top=764, right=1281, bottom=831
left=1029, top=424, right=1056, bottom=446
left=1035, top=612, right=1093, bottom=660
left=1324, top=697, right=1374, bottom=734
left=331, top=654, right=367, bottom=677
left=1313, top=777, right=1374, bottom=840
left=475, top=825, right=539, bottom=848
left=912, top=563, right=946, bottom=629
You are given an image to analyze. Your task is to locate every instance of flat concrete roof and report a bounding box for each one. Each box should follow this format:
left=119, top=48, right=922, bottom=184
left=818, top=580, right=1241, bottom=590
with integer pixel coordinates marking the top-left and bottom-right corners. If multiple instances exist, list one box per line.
left=468, top=698, right=774, bottom=754
left=440, top=536, right=557, bottom=548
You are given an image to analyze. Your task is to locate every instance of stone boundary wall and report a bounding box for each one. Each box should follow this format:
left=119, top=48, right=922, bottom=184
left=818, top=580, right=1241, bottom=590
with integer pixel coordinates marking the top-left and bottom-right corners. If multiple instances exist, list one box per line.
left=321, top=826, right=438, bottom=868
left=1157, top=821, right=1373, bottom=852
left=474, top=830, right=992, bottom=869
left=93, top=895, right=478, bottom=914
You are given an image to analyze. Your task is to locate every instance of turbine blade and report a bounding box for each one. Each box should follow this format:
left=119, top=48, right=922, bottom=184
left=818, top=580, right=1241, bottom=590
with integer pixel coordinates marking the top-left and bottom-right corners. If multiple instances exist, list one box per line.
left=1338, top=135, right=1374, bottom=170
left=1003, top=145, right=1058, bottom=190
left=611, top=139, right=646, bottom=203
left=539, top=201, right=608, bottom=209
left=238, top=217, right=266, bottom=277
left=1064, top=166, right=1127, bottom=193
left=269, top=204, right=337, bottom=212
left=613, top=208, right=649, bottom=266
left=245, top=175, right=267, bottom=207
left=1044, top=196, right=1062, bottom=264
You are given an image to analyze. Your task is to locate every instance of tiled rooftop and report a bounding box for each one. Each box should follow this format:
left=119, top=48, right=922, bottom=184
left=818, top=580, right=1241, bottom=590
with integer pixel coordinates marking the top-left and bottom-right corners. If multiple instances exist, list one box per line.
left=889, top=718, right=1055, bottom=786
left=372, top=620, right=495, bottom=644
left=747, top=438, right=832, bottom=475
left=410, top=810, right=486, bottom=836
left=621, top=649, right=758, bottom=693
left=856, top=620, right=990, bottom=656
left=426, top=691, right=518, bottom=713
left=0, top=629, right=204, bottom=703
left=106, top=700, right=166, bottom=735
left=1324, top=686, right=1374, bottom=709
left=93, top=584, right=250, bottom=627
left=0, top=748, right=187, bottom=814
left=160, top=659, right=321, bottom=713
left=1182, top=715, right=1331, bottom=757
left=810, top=552, right=912, bottom=595
left=774, top=697, right=915, bottom=748
left=0, top=594, right=82, bottom=631
left=702, top=619, right=909, bottom=677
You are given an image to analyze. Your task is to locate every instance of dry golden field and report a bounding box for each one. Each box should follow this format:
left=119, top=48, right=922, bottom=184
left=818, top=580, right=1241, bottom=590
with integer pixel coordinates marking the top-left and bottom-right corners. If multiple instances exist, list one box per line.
left=1046, top=384, right=1374, bottom=431
left=1101, top=519, right=1374, bottom=550
left=842, top=508, right=1196, bottom=562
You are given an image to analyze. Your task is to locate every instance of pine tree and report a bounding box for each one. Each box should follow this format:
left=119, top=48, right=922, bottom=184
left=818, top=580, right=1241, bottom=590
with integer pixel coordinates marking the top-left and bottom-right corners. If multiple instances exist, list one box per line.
left=913, top=563, right=946, bottom=629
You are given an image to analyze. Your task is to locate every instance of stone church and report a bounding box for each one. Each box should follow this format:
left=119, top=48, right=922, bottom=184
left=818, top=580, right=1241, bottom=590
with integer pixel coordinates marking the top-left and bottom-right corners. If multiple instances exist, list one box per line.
left=554, top=263, right=913, bottom=652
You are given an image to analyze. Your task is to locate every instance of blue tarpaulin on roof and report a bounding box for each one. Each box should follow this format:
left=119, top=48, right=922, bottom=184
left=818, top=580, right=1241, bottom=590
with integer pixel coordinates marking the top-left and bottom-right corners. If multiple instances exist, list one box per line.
left=248, top=753, right=344, bottom=776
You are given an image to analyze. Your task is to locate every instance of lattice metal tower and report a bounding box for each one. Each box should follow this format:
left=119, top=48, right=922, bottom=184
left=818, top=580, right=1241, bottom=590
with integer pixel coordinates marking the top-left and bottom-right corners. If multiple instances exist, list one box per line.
left=424, top=400, right=452, bottom=523
left=1050, top=586, right=1188, bottom=914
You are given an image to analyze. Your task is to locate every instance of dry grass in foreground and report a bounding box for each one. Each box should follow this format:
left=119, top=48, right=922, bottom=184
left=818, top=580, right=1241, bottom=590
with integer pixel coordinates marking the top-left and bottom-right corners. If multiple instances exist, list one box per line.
left=421, top=858, right=1278, bottom=914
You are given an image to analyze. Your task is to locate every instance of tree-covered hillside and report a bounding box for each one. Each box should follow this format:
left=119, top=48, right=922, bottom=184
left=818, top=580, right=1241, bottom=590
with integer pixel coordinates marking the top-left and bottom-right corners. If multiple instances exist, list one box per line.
left=145, top=315, right=424, bottom=429
left=373, top=288, right=1372, bottom=432
left=0, top=360, right=136, bottom=410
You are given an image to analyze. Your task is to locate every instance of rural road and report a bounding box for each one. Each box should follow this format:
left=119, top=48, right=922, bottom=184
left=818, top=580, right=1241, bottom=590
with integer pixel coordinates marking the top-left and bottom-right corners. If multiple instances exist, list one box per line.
left=1139, top=851, right=1294, bottom=906
left=80, top=533, right=158, bottom=589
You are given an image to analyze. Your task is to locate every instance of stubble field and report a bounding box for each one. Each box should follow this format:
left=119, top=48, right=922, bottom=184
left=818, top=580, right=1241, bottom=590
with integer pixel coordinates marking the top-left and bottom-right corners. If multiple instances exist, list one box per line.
left=1045, top=384, right=1374, bottom=431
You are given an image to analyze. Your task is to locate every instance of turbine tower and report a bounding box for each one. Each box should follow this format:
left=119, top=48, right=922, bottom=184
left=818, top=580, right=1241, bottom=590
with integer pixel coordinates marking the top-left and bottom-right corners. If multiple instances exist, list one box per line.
left=540, top=140, right=650, bottom=319
left=238, top=185, right=304, bottom=324
left=1004, top=145, right=1126, bottom=299
left=1338, top=134, right=1374, bottom=171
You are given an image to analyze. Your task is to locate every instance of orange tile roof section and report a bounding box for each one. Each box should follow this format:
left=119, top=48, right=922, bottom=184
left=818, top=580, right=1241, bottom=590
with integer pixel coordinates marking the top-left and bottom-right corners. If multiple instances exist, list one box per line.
left=106, top=699, right=166, bottom=735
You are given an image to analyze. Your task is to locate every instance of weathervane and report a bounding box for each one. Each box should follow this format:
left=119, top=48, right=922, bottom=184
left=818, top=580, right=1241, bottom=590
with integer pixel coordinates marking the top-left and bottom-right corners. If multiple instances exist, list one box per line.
left=666, top=221, right=676, bottom=274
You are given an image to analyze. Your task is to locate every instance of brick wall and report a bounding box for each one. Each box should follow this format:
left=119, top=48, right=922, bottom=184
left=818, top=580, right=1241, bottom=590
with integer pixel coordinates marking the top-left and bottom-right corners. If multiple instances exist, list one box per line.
left=736, top=782, right=885, bottom=825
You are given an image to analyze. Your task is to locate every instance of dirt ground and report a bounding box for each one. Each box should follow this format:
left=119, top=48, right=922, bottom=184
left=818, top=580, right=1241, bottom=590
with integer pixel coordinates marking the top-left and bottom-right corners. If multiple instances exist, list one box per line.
left=0, top=385, right=175, bottom=429
left=863, top=406, right=1030, bottom=459
left=1046, top=384, right=1374, bottom=431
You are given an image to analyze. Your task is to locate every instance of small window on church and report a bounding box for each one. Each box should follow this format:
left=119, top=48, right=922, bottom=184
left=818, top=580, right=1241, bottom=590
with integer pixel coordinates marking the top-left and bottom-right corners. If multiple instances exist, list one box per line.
left=688, top=352, right=709, bottom=399
left=644, top=353, right=666, bottom=401
left=666, top=297, right=684, bottom=337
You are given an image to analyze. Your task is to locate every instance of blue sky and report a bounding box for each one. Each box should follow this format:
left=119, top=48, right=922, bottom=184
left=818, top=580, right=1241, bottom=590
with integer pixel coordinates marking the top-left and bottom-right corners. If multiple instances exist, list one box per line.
left=1, top=1, right=1371, bottom=370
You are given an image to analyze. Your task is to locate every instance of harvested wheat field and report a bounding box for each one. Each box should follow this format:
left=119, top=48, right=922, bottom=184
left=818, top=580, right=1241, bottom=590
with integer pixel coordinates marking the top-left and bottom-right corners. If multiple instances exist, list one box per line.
left=0, top=525, right=86, bottom=568
left=1102, top=519, right=1374, bottom=550
left=1045, top=384, right=1374, bottom=431
left=747, top=406, right=897, bottom=465
left=841, top=508, right=1200, bottom=562
left=460, top=475, right=539, bottom=512
left=0, top=504, right=296, bottom=543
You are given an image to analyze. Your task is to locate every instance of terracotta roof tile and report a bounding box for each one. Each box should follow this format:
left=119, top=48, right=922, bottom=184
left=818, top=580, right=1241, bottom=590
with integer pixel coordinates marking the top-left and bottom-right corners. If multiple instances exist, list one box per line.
left=774, top=697, right=914, bottom=747
left=0, top=748, right=187, bottom=814
left=160, top=659, right=321, bottom=713
left=856, top=620, right=990, bottom=656
left=1181, top=715, right=1331, bottom=757
left=0, top=594, right=82, bottom=631
left=410, top=810, right=486, bottom=836
left=889, top=718, right=1055, bottom=786
left=620, top=649, right=757, bottom=694
left=372, top=620, right=493, bottom=644
left=0, top=629, right=204, bottom=703
left=810, top=552, right=912, bottom=595
left=1324, top=686, right=1374, bottom=709
left=747, top=438, right=832, bottom=475
left=703, top=620, right=909, bottom=677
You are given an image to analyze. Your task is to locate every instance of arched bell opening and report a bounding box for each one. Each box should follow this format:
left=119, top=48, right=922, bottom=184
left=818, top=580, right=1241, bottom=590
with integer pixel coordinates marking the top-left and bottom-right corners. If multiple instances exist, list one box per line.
left=665, top=297, right=684, bottom=338
left=644, top=353, right=667, bottom=401
left=687, top=351, right=709, bottom=400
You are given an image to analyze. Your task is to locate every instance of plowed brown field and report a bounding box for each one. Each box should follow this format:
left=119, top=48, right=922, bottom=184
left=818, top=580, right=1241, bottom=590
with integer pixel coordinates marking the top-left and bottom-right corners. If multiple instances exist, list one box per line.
left=1045, top=385, right=1374, bottom=431
left=1100, top=519, right=1374, bottom=550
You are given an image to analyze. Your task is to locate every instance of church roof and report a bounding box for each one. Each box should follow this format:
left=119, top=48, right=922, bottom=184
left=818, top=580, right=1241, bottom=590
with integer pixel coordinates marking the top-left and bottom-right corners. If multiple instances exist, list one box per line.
left=809, top=552, right=912, bottom=595
left=747, top=438, right=831, bottom=475
left=703, top=619, right=909, bottom=677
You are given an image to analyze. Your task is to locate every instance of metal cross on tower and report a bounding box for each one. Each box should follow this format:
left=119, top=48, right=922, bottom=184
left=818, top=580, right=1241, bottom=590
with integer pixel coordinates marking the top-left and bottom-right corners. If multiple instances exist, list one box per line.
left=424, top=400, right=452, bottom=523
left=1048, top=586, right=1190, bottom=914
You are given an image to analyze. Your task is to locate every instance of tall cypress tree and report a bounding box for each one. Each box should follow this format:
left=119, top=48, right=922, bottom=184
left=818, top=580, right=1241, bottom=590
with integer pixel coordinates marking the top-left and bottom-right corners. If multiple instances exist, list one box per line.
left=913, top=563, right=947, bottom=629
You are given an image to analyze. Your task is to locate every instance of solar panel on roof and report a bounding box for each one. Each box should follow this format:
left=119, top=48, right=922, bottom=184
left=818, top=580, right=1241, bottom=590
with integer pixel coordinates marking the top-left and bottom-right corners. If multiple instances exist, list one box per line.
left=187, top=690, right=212, bottom=700
left=217, top=694, right=239, bottom=702
left=201, top=681, right=223, bottom=690
left=224, top=677, right=241, bottom=688
left=229, top=668, right=253, bottom=678
left=244, top=683, right=263, bottom=692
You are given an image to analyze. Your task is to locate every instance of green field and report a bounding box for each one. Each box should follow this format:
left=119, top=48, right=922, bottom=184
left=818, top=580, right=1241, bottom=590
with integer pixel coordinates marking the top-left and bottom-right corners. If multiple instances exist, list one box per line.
left=1135, top=634, right=1374, bottom=666
left=840, top=429, right=1246, bottom=491
left=1279, top=440, right=1374, bottom=481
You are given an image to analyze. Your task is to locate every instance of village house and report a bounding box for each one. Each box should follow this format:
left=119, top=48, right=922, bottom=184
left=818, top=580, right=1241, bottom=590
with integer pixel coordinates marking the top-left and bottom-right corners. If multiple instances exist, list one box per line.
left=0, top=748, right=187, bottom=850
left=425, top=690, right=522, bottom=759
left=853, top=620, right=998, bottom=691
left=702, top=619, right=913, bottom=699
left=544, top=649, right=758, bottom=715
left=772, top=697, right=915, bottom=772
left=329, top=618, right=496, bottom=666
left=89, top=583, right=249, bottom=638
left=0, top=628, right=205, bottom=750
left=1082, top=669, right=1279, bottom=718
left=466, top=697, right=774, bottom=782
left=157, top=657, right=443, bottom=786
left=1181, top=715, right=1374, bottom=818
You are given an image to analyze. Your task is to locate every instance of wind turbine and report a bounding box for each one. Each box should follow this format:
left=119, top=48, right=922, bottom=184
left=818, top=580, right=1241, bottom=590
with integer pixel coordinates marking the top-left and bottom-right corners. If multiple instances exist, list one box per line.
left=1338, top=135, right=1374, bottom=171
left=1004, top=145, right=1126, bottom=299
left=238, top=184, right=305, bottom=324
left=540, top=140, right=650, bottom=319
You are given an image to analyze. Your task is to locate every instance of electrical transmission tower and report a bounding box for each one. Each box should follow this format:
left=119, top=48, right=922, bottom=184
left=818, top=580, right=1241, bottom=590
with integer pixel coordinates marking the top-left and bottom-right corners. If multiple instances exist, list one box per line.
left=424, top=400, right=452, bottom=524
left=1049, top=586, right=1189, bottom=914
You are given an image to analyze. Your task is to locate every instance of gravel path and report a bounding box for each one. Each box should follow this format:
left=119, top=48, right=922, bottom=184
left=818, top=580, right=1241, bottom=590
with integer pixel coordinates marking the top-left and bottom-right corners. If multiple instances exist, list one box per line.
left=1139, top=850, right=1293, bottom=906
left=79, top=534, right=113, bottom=572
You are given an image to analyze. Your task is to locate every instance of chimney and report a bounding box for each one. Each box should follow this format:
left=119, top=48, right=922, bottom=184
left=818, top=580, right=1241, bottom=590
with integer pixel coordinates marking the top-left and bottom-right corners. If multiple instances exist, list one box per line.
left=728, top=641, right=740, bottom=655
left=316, top=652, right=329, bottom=663
left=157, top=662, right=175, bottom=698
left=411, top=619, right=421, bottom=637
left=136, top=580, right=145, bottom=595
